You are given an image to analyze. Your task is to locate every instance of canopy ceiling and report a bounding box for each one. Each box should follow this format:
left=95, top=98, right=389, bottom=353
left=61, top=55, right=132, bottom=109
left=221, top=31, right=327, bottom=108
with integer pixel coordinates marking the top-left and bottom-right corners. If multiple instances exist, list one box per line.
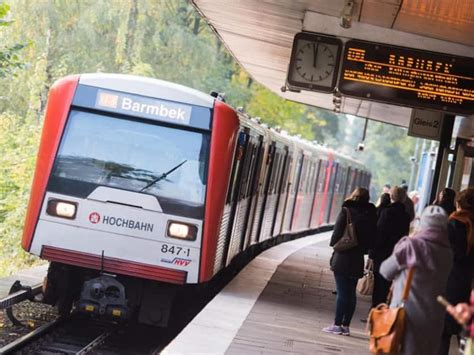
left=192, top=0, right=474, bottom=128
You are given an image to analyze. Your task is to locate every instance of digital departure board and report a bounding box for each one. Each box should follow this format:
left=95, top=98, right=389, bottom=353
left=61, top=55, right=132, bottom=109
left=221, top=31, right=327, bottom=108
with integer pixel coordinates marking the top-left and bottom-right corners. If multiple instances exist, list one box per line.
left=339, top=39, right=474, bottom=115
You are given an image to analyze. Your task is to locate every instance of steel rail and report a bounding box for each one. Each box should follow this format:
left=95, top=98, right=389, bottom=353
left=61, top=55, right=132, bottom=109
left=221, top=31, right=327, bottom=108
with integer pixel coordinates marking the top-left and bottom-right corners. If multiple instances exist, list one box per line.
left=0, top=282, right=42, bottom=310
left=0, top=317, right=65, bottom=354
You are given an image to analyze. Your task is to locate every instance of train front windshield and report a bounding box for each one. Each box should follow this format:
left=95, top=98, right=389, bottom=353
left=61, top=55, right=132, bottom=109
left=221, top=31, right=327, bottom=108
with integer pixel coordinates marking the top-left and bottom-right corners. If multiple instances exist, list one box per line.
left=48, top=110, right=210, bottom=218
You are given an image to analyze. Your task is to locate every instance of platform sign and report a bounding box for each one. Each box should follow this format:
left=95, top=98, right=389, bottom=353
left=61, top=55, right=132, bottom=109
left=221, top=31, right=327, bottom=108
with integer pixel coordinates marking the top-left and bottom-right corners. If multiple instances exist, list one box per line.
left=408, top=109, right=444, bottom=140
left=339, top=39, right=474, bottom=115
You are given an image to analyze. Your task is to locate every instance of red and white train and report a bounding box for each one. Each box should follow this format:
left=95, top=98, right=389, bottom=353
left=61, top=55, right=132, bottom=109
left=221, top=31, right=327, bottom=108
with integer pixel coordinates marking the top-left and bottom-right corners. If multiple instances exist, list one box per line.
left=22, top=74, right=370, bottom=325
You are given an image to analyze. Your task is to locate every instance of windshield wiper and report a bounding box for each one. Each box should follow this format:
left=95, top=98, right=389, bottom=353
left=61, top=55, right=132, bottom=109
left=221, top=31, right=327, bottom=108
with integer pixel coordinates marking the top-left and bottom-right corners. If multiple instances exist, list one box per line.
left=139, top=160, right=187, bottom=192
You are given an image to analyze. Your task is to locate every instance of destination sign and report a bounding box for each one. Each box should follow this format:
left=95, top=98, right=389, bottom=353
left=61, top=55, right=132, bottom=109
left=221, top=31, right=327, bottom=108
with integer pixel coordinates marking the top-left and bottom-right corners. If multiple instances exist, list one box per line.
left=339, top=39, right=474, bottom=115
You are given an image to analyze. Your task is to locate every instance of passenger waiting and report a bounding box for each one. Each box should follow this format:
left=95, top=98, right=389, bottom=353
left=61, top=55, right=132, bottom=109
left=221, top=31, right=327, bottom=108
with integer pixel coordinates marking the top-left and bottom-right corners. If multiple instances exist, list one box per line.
left=370, top=186, right=410, bottom=308
left=434, top=187, right=457, bottom=216
left=379, top=205, right=452, bottom=355
left=376, top=192, right=390, bottom=219
left=401, top=183, right=415, bottom=222
left=323, top=187, right=377, bottom=336
left=439, top=188, right=474, bottom=355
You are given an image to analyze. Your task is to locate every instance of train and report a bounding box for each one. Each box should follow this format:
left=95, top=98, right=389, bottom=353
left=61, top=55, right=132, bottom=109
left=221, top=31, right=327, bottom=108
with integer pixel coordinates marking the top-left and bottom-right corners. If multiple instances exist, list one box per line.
left=21, top=74, right=370, bottom=326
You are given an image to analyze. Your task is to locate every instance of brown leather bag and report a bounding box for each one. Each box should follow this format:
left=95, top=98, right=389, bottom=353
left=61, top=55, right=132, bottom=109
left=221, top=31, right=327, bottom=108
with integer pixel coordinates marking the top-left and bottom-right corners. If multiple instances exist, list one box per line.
left=367, top=268, right=415, bottom=354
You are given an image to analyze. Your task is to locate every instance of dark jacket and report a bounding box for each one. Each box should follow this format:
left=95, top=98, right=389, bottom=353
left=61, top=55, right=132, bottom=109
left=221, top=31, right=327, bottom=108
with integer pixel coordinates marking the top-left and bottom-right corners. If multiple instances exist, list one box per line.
left=445, top=219, right=474, bottom=311
left=403, top=197, right=415, bottom=222
left=330, top=200, right=377, bottom=278
left=370, top=202, right=410, bottom=264
left=437, top=201, right=456, bottom=216
left=443, top=219, right=474, bottom=335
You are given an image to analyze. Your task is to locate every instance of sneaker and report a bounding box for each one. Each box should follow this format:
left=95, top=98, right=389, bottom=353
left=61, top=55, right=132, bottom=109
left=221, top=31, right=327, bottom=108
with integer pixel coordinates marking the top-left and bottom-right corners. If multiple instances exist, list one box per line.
left=322, top=325, right=343, bottom=335
left=341, top=326, right=350, bottom=336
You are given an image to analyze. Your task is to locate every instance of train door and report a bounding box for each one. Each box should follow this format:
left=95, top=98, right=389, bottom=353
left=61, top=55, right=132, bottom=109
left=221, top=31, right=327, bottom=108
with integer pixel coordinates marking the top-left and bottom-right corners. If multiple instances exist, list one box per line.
left=247, top=140, right=273, bottom=246
left=260, top=145, right=285, bottom=241
left=224, top=132, right=260, bottom=266
left=295, top=157, right=315, bottom=231
left=351, top=168, right=358, bottom=193
left=284, top=152, right=303, bottom=232
left=310, top=159, right=327, bottom=227
left=241, top=136, right=267, bottom=248
left=214, top=130, right=248, bottom=274
left=288, top=152, right=306, bottom=231
left=318, top=156, right=333, bottom=226
left=328, top=164, right=345, bottom=224
left=308, top=159, right=322, bottom=228
left=324, top=162, right=339, bottom=223
left=343, top=167, right=352, bottom=199
left=330, top=165, right=348, bottom=222
left=272, top=150, right=291, bottom=236
left=281, top=152, right=300, bottom=233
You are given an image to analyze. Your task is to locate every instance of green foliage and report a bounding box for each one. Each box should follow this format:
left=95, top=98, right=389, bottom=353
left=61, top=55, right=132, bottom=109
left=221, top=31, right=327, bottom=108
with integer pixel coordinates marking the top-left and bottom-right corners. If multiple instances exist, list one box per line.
left=0, top=2, right=26, bottom=77
left=0, top=113, right=41, bottom=274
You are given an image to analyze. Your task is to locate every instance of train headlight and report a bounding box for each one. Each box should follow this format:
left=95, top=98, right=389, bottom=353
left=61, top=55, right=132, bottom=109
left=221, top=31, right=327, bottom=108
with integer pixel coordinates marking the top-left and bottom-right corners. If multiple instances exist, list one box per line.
left=46, top=199, right=77, bottom=219
left=167, top=221, right=197, bottom=241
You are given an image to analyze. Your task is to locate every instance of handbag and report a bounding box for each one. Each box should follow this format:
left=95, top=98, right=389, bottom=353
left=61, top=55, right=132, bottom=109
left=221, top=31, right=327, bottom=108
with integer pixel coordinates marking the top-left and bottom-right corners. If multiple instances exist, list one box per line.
left=357, top=262, right=374, bottom=296
left=367, top=267, right=415, bottom=354
left=333, top=207, right=358, bottom=252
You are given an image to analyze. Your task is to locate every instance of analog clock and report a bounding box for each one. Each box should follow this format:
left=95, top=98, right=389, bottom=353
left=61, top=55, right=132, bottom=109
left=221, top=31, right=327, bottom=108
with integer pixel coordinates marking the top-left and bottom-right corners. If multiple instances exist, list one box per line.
left=287, top=32, right=343, bottom=93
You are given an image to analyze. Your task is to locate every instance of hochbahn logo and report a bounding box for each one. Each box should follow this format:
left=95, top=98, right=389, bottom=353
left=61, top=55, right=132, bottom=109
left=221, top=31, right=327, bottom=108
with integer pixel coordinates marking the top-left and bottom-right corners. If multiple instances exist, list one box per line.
left=89, top=212, right=100, bottom=224
left=88, top=211, right=154, bottom=232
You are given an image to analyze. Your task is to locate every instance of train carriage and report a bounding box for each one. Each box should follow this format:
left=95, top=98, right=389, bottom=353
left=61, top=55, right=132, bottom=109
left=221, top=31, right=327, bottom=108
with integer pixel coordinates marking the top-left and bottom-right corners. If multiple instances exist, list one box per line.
left=22, top=73, right=370, bottom=326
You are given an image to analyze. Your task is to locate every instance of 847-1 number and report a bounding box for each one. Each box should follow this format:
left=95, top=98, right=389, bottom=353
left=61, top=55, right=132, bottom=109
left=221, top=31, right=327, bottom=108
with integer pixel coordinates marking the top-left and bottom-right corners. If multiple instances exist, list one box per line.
left=161, top=244, right=190, bottom=257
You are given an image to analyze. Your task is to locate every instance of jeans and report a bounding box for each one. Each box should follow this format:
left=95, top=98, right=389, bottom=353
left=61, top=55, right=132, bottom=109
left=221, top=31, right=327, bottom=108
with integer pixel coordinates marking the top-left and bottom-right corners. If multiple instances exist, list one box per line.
left=334, top=273, right=358, bottom=326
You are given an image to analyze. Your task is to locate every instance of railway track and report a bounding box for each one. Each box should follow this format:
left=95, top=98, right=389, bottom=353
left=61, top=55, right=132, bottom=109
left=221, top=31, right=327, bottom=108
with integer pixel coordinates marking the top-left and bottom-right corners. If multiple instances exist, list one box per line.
left=0, top=282, right=171, bottom=354
left=0, top=314, right=174, bottom=354
left=0, top=316, right=113, bottom=354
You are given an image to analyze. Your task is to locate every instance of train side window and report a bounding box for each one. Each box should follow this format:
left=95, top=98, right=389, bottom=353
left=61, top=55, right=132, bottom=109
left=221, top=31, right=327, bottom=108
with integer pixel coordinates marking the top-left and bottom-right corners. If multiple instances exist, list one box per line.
left=298, top=156, right=308, bottom=193
left=248, top=140, right=264, bottom=198
left=307, top=161, right=315, bottom=194
left=293, top=155, right=303, bottom=194
left=268, top=149, right=276, bottom=194
left=280, top=155, right=291, bottom=194
left=226, top=131, right=247, bottom=204
left=245, top=142, right=260, bottom=198
left=239, top=142, right=255, bottom=199
left=273, top=151, right=284, bottom=194
left=318, top=160, right=328, bottom=192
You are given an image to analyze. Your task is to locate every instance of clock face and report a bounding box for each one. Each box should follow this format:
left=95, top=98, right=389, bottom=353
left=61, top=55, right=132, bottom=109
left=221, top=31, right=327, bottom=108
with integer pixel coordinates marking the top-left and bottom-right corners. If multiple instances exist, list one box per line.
left=295, top=42, right=336, bottom=82
left=287, top=33, right=342, bottom=93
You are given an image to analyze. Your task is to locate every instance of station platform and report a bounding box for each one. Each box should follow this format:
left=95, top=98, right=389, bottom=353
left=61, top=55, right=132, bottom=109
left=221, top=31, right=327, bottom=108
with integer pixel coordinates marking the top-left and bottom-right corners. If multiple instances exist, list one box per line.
left=163, top=231, right=374, bottom=354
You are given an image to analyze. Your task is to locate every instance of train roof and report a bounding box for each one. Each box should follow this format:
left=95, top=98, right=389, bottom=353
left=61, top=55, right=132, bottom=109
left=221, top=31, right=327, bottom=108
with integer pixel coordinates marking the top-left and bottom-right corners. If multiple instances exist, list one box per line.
left=79, top=73, right=215, bottom=109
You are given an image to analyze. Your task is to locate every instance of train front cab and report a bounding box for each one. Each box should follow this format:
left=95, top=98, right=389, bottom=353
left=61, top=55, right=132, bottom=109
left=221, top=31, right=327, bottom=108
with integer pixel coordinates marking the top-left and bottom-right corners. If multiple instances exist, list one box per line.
left=21, top=74, right=239, bottom=325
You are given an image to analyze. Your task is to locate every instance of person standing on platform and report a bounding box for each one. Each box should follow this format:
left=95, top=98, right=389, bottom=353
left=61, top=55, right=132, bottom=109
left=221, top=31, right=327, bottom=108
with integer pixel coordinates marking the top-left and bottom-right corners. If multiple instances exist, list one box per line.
left=401, top=183, right=415, bottom=222
left=439, top=188, right=474, bottom=355
left=380, top=205, right=452, bottom=355
left=322, top=187, right=377, bottom=336
left=370, top=186, right=410, bottom=307
left=376, top=193, right=391, bottom=219
left=434, top=187, right=456, bottom=216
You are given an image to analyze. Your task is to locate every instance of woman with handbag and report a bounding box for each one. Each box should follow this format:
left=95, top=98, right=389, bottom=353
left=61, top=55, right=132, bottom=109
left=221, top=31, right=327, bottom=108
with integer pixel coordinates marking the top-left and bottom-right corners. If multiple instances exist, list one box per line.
left=377, top=205, right=453, bottom=354
left=322, top=187, right=377, bottom=336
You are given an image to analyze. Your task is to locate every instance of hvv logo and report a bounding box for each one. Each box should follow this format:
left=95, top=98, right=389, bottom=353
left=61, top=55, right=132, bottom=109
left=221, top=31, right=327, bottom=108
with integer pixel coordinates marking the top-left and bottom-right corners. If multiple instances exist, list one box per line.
left=161, top=257, right=192, bottom=267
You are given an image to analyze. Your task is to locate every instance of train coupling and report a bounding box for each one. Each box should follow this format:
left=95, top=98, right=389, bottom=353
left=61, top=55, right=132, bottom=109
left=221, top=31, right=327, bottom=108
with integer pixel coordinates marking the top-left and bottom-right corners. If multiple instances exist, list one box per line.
left=76, top=275, right=128, bottom=320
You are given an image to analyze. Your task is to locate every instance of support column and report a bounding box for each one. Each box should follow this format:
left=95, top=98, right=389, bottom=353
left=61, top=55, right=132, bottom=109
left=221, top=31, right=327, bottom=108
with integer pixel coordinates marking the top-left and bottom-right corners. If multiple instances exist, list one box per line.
left=429, top=114, right=455, bottom=203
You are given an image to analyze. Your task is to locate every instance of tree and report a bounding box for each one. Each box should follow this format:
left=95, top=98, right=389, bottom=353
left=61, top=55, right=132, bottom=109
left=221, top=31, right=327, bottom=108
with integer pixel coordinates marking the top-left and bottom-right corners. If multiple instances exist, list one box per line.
left=0, top=2, right=25, bottom=77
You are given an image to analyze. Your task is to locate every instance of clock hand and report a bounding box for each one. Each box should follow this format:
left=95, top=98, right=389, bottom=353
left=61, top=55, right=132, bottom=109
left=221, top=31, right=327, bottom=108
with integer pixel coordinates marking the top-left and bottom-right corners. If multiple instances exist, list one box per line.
left=313, top=43, right=319, bottom=68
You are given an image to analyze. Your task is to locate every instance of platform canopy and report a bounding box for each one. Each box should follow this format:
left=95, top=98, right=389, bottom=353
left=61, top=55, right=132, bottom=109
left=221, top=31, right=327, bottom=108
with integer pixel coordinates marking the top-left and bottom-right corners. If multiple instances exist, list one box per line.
left=191, top=0, right=474, bottom=128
